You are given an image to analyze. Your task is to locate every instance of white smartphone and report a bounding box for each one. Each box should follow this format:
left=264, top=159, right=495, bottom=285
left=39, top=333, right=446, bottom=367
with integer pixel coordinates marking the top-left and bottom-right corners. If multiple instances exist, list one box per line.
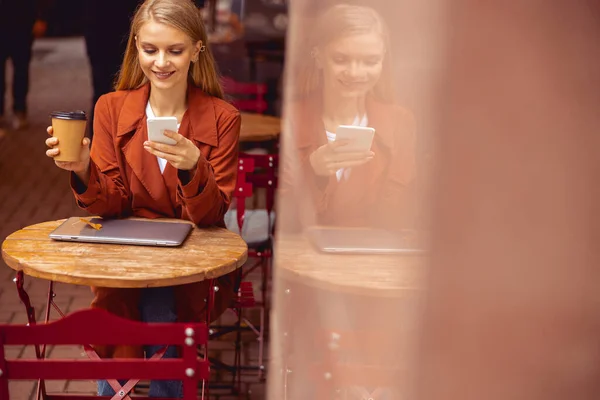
left=334, top=125, right=375, bottom=153
left=147, top=116, right=178, bottom=145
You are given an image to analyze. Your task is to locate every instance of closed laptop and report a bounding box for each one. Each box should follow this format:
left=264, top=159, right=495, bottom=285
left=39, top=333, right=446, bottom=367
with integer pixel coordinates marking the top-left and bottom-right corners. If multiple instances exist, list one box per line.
left=49, top=217, right=193, bottom=247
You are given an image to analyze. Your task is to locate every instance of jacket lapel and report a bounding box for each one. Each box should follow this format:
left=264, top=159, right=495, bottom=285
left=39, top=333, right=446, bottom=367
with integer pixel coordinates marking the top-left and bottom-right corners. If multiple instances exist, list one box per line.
left=116, top=84, right=221, bottom=216
left=185, top=87, right=218, bottom=147
left=117, top=84, right=176, bottom=216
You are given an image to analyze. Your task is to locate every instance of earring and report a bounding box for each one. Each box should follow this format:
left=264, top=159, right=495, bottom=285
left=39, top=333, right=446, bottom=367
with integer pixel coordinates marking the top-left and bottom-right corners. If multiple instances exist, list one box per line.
left=199, top=45, right=206, bottom=52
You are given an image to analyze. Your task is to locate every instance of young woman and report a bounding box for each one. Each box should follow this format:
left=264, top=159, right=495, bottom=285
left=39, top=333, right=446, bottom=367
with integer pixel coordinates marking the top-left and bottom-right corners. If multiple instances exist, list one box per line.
left=45, top=0, right=240, bottom=397
left=282, top=3, right=416, bottom=231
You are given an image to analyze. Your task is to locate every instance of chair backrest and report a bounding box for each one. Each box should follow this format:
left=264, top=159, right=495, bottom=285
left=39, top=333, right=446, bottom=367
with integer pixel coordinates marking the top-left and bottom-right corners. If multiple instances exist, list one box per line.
left=234, top=155, right=256, bottom=231
left=312, top=328, right=406, bottom=395
left=0, top=308, right=209, bottom=400
left=233, top=153, right=279, bottom=231
left=222, top=76, right=268, bottom=114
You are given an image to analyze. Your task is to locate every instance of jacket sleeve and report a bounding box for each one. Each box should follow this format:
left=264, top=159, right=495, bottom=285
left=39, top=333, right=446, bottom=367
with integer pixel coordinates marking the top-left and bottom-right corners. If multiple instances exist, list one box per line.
left=176, top=110, right=241, bottom=226
left=277, top=114, right=339, bottom=232
left=70, top=95, right=132, bottom=218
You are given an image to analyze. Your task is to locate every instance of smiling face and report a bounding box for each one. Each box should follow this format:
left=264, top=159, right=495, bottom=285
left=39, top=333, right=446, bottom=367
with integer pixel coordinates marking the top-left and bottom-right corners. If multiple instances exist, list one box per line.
left=136, top=19, right=200, bottom=92
left=318, top=31, right=386, bottom=98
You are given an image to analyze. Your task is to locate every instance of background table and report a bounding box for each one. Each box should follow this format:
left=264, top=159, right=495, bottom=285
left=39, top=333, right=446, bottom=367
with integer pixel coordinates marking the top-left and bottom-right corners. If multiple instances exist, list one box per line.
left=240, top=112, right=281, bottom=143
left=1, top=218, right=248, bottom=288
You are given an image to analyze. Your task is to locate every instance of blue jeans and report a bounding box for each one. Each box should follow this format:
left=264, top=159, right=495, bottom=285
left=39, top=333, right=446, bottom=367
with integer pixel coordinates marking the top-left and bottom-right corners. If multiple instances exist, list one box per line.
left=97, top=287, right=183, bottom=398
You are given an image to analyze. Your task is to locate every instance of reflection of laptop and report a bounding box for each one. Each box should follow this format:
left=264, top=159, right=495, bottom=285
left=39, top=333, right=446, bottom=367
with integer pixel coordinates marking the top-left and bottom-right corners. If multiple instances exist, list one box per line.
left=49, top=217, right=193, bottom=247
left=305, top=227, right=426, bottom=255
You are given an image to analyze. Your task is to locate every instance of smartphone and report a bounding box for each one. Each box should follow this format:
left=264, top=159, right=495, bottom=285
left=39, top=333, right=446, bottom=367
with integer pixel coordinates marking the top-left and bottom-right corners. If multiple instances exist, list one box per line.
left=147, top=116, right=178, bottom=145
left=334, top=125, right=375, bottom=153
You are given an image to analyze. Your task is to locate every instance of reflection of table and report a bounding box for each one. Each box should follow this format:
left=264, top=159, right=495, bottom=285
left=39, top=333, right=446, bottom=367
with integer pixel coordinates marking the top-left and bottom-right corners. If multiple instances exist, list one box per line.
left=273, top=234, right=425, bottom=399
left=240, top=112, right=281, bottom=142
left=275, top=234, right=425, bottom=295
left=1, top=218, right=248, bottom=400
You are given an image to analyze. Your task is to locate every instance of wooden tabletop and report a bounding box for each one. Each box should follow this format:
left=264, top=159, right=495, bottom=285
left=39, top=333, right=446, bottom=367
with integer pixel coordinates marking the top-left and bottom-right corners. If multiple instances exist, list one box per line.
left=1, top=218, right=248, bottom=288
left=240, top=112, right=281, bottom=142
left=275, top=234, right=426, bottom=296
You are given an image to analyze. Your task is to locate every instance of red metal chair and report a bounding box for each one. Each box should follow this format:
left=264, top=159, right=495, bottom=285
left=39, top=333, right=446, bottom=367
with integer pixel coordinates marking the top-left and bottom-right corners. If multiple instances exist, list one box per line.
left=220, top=153, right=278, bottom=389
left=281, top=329, right=402, bottom=399
left=312, top=329, right=404, bottom=400
left=222, top=75, right=279, bottom=156
left=221, top=76, right=268, bottom=114
left=0, top=308, right=210, bottom=400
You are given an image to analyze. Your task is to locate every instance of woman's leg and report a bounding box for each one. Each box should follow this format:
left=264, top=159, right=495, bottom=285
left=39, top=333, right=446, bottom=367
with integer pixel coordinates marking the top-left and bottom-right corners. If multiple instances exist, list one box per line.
left=97, top=380, right=127, bottom=396
left=140, top=286, right=183, bottom=398
left=91, top=287, right=142, bottom=396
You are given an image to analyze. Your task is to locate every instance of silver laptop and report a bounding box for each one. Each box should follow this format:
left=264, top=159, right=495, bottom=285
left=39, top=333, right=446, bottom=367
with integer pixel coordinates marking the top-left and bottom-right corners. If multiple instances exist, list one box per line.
left=49, top=217, right=193, bottom=247
left=305, top=227, right=426, bottom=255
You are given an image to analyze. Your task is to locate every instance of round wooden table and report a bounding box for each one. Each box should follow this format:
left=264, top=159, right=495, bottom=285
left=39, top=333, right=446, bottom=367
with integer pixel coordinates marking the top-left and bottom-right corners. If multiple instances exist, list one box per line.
left=240, top=112, right=281, bottom=143
left=1, top=218, right=248, bottom=288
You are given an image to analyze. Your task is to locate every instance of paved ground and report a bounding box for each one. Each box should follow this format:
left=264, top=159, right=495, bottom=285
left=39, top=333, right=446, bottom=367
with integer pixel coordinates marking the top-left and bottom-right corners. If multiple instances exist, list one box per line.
left=0, top=37, right=266, bottom=399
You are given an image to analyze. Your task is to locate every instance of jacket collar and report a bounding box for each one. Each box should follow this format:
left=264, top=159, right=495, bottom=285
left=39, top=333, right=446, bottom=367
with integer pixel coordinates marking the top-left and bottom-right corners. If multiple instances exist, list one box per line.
left=293, top=93, right=396, bottom=151
left=116, top=82, right=219, bottom=147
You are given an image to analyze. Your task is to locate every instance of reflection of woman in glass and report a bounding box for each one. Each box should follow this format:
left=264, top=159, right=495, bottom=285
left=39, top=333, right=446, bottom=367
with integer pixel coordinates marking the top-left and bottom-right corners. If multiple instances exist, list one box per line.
left=277, top=5, right=417, bottom=398
left=284, top=4, right=416, bottom=230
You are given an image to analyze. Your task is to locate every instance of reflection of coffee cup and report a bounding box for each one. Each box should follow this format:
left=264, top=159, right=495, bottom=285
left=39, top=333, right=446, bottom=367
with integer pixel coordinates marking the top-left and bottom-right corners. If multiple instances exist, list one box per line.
left=50, top=111, right=87, bottom=162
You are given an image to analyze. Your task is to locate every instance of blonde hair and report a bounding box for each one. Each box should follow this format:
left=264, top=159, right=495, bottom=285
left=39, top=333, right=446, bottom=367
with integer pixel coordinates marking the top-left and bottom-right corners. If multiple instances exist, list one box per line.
left=293, top=4, right=394, bottom=102
left=115, top=0, right=223, bottom=98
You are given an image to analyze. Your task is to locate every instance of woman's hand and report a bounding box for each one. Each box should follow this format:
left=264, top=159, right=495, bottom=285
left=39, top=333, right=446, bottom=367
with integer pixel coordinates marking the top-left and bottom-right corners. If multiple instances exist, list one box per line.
left=45, top=126, right=91, bottom=176
left=309, top=140, right=374, bottom=177
left=143, top=130, right=201, bottom=171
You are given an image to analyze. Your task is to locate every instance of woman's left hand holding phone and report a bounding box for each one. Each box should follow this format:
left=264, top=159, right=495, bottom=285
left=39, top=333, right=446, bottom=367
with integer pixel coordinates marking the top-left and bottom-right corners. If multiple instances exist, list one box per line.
left=143, top=130, right=201, bottom=171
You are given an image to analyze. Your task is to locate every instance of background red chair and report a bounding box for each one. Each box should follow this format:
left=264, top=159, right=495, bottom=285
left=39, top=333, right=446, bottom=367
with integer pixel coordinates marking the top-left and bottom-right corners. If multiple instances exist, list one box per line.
left=218, top=153, right=278, bottom=391
left=221, top=76, right=268, bottom=115
left=0, top=308, right=210, bottom=400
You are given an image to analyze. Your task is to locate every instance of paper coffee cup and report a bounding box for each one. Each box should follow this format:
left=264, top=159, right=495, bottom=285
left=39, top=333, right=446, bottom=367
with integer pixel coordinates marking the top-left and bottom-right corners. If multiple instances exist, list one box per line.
left=50, top=111, right=87, bottom=162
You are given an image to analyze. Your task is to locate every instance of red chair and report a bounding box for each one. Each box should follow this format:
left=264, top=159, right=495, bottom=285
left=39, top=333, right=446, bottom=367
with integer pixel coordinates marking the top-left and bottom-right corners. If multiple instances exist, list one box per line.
left=222, top=76, right=279, bottom=155
left=221, top=153, right=278, bottom=388
left=0, top=308, right=210, bottom=400
left=313, top=329, right=404, bottom=399
left=221, top=76, right=268, bottom=114
left=282, top=329, right=402, bottom=399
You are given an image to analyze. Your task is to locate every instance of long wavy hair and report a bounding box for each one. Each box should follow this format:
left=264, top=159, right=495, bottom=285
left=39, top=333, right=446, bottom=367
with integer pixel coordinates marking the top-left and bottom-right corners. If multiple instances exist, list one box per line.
left=115, top=0, right=224, bottom=98
left=291, top=4, right=394, bottom=103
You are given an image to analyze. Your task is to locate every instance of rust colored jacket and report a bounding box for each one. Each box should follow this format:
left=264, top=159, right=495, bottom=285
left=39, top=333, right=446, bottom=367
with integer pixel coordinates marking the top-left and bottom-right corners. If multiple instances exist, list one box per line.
left=280, top=95, right=417, bottom=231
left=70, top=83, right=241, bottom=358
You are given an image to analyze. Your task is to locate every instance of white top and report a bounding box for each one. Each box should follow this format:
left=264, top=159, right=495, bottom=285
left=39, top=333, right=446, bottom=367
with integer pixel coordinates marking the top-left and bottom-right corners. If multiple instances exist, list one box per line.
left=325, top=114, right=369, bottom=181
left=146, top=102, right=181, bottom=174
